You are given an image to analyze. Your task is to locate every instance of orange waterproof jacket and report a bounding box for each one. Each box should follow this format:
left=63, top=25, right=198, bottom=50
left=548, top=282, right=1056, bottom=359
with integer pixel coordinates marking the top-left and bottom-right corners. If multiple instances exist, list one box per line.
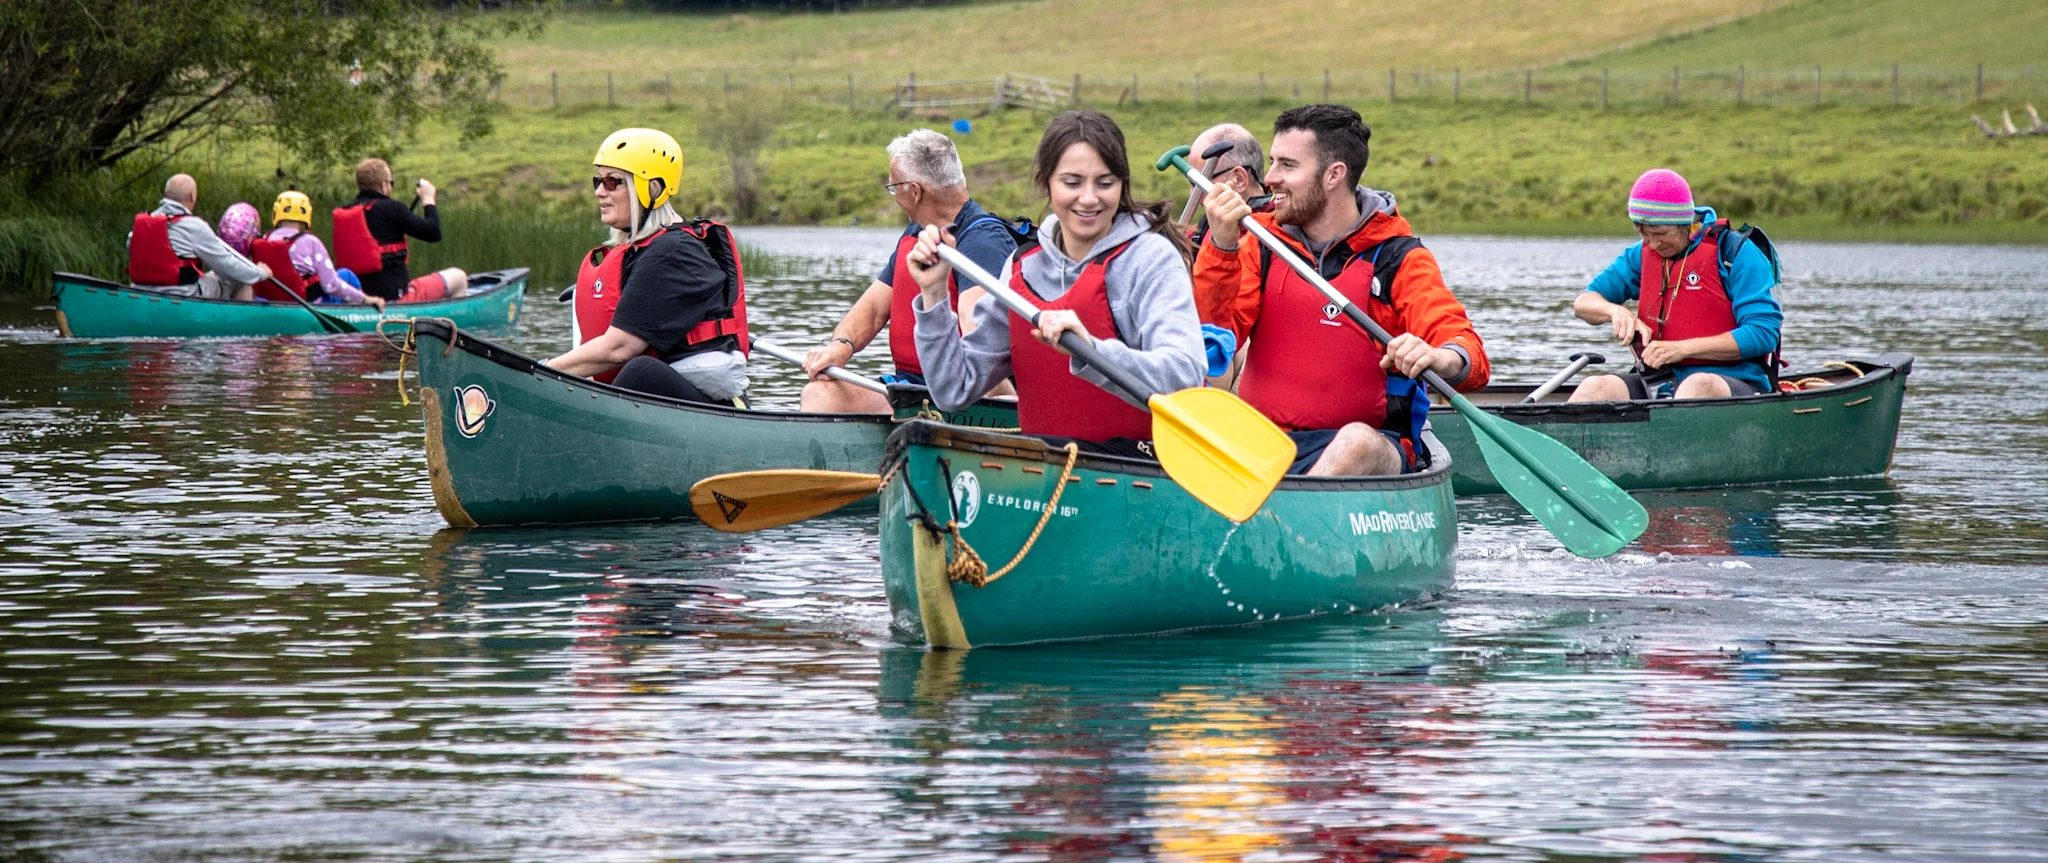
left=1192, top=207, right=1490, bottom=392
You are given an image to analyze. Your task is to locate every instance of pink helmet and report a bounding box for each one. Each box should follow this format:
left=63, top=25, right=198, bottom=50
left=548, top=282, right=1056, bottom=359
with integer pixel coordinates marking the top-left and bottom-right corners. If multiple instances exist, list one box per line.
left=217, top=202, right=260, bottom=256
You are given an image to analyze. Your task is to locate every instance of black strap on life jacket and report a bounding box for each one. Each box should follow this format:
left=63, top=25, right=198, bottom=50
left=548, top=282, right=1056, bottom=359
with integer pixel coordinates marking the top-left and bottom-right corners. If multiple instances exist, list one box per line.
left=1707, top=219, right=1785, bottom=388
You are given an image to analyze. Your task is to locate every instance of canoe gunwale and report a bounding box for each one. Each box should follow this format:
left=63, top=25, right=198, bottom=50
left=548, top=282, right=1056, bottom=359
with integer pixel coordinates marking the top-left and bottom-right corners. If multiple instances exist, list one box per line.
left=881, top=419, right=1454, bottom=494
left=1461, top=354, right=1911, bottom=422
left=52, top=267, right=529, bottom=314
left=410, top=318, right=1013, bottom=428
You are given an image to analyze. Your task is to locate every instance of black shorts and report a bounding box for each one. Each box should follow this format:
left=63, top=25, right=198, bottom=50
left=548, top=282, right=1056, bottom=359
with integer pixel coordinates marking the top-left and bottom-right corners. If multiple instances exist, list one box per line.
left=1287, top=429, right=1416, bottom=476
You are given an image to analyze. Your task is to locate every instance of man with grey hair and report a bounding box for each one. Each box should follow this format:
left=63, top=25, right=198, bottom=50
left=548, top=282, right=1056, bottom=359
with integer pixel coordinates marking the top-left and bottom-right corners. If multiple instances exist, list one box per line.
left=126, top=173, right=270, bottom=300
left=1184, top=123, right=1272, bottom=248
left=800, top=128, right=1018, bottom=414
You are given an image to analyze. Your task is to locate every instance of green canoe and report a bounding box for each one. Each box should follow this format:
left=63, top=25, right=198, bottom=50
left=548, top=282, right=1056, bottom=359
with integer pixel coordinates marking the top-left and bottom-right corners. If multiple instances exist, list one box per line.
left=50, top=268, right=527, bottom=338
left=409, top=318, right=1020, bottom=527
left=1432, top=353, right=1913, bottom=495
left=878, top=420, right=1457, bottom=648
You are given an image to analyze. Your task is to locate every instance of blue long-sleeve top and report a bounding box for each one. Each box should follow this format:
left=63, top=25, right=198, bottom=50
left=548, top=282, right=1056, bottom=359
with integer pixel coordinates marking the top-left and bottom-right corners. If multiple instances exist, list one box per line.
left=1586, top=206, right=1783, bottom=390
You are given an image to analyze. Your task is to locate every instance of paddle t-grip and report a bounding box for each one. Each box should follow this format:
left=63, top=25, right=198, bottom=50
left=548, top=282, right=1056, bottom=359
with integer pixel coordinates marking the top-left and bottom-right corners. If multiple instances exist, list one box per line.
left=1522, top=352, right=1607, bottom=404
left=933, top=242, right=1156, bottom=407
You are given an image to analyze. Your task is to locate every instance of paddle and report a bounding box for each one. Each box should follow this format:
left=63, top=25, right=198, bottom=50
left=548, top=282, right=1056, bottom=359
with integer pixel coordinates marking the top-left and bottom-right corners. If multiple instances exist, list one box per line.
left=752, top=337, right=889, bottom=395
left=1157, top=145, right=1647, bottom=558
left=689, top=233, right=1296, bottom=530
left=1521, top=352, right=1605, bottom=403
left=264, top=275, right=358, bottom=335
left=930, top=241, right=1290, bottom=522
left=556, top=286, right=574, bottom=303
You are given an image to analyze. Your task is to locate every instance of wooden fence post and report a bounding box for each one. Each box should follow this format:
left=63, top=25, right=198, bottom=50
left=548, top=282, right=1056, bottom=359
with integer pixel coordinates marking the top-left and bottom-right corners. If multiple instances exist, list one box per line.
left=908, top=71, right=916, bottom=105
left=1737, top=65, right=1744, bottom=105
left=1323, top=68, right=1330, bottom=101
left=1814, top=66, right=1821, bottom=106
left=1671, top=66, right=1680, bottom=103
left=606, top=71, right=613, bottom=107
left=1525, top=69, right=1532, bottom=106
left=551, top=71, right=558, bottom=108
left=1388, top=67, right=1395, bottom=102
left=1892, top=64, right=1899, bottom=106
left=1132, top=74, right=1139, bottom=105
left=1454, top=68, right=1461, bottom=104
left=1073, top=73, right=1082, bottom=106
left=1602, top=68, right=1609, bottom=110
left=1977, top=62, right=1984, bottom=101
left=848, top=73, right=856, bottom=111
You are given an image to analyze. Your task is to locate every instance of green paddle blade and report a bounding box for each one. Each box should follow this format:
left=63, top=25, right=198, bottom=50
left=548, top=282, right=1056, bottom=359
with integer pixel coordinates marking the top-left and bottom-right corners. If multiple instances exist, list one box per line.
left=1148, top=387, right=1293, bottom=523
left=1455, top=395, right=1647, bottom=557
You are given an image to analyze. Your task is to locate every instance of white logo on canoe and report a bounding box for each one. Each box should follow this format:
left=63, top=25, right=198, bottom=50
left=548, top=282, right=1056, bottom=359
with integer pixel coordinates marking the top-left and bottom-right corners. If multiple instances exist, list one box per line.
left=1349, top=509, right=1438, bottom=536
left=951, top=471, right=981, bottom=528
left=454, top=385, right=496, bottom=438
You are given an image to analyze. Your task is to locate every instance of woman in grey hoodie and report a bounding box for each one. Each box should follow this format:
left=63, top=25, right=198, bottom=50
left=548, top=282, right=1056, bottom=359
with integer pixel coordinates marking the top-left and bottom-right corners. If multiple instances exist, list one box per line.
left=907, top=110, right=1207, bottom=454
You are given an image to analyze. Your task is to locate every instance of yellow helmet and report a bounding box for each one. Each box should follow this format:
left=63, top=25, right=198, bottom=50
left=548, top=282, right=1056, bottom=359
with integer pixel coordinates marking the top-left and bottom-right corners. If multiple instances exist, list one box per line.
left=272, top=190, right=314, bottom=226
left=593, top=128, right=683, bottom=210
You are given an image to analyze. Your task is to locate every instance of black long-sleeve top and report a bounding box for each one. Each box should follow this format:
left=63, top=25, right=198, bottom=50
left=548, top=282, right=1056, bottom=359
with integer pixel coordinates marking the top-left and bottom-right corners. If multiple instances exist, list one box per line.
left=349, top=190, right=441, bottom=300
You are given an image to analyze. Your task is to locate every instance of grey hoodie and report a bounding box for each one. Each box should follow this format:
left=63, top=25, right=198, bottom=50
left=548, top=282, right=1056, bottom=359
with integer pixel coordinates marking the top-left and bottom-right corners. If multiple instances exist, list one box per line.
left=126, top=199, right=268, bottom=287
left=913, top=211, right=1205, bottom=414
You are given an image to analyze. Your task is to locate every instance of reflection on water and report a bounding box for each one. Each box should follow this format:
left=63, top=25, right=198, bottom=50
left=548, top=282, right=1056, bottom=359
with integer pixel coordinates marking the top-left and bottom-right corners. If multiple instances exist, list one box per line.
left=1, top=230, right=2046, bottom=861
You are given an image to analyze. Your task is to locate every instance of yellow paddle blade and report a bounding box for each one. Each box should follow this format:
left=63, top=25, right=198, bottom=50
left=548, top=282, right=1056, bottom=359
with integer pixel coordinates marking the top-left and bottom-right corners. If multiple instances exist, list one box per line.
left=1147, top=387, right=1293, bottom=522
left=689, top=469, right=879, bottom=532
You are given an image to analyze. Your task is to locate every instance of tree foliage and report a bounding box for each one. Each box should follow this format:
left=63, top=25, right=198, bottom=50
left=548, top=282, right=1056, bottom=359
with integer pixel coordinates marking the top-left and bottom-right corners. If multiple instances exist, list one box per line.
left=0, top=0, right=548, bottom=181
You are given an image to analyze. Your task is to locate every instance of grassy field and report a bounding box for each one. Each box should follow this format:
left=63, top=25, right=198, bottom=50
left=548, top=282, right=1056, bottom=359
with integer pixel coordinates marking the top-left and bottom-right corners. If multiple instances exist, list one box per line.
left=1578, top=0, right=2048, bottom=70
left=492, top=0, right=1799, bottom=81
left=8, top=1, right=2046, bottom=294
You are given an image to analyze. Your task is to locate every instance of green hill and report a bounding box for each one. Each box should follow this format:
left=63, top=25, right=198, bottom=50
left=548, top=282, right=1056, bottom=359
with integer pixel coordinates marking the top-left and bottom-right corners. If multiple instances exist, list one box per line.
left=1571, top=0, right=2048, bottom=70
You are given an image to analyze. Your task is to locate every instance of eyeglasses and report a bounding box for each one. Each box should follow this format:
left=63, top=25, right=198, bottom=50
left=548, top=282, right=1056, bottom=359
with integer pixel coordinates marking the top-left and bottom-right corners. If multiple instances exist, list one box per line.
left=592, top=175, right=629, bottom=193
left=883, top=180, right=919, bottom=197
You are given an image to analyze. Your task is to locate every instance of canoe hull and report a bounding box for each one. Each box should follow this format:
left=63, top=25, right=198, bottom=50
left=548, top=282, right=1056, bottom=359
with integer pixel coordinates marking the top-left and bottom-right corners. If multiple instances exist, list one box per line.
left=50, top=269, right=527, bottom=338
left=410, top=320, right=1018, bottom=526
left=879, top=421, right=1457, bottom=648
left=1434, top=355, right=1912, bottom=494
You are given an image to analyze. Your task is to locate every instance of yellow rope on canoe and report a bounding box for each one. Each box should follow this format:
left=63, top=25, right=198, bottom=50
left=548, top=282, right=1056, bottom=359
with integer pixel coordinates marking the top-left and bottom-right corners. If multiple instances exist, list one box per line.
left=945, top=442, right=1078, bottom=588
left=893, top=400, right=1021, bottom=433
left=375, top=317, right=456, bottom=407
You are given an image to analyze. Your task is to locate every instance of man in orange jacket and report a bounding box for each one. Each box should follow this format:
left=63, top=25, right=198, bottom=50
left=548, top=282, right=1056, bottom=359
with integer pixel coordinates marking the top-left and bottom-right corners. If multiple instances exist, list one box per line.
left=1196, top=104, right=1489, bottom=476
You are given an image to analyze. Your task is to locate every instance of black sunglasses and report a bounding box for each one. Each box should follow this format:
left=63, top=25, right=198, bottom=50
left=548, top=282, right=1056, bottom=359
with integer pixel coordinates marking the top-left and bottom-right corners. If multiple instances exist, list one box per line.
left=592, top=175, right=629, bottom=192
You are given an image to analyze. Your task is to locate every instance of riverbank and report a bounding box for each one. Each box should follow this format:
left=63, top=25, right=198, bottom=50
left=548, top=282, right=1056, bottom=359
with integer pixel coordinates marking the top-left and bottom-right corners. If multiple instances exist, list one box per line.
left=6, top=98, right=2044, bottom=294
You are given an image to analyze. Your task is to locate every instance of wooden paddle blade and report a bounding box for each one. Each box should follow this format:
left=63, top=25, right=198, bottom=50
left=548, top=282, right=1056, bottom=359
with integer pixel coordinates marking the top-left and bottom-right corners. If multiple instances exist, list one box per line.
left=688, top=470, right=879, bottom=532
left=1147, top=387, right=1293, bottom=522
left=1458, top=399, right=1648, bottom=557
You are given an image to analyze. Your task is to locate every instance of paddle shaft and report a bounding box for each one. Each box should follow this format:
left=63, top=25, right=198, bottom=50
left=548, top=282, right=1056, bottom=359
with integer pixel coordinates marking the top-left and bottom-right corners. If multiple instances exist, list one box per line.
left=265, top=276, right=357, bottom=334
left=1521, top=352, right=1604, bottom=404
left=752, top=337, right=889, bottom=395
left=1168, top=152, right=1636, bottom=538
left=932, top=243, right=1157, bottom=407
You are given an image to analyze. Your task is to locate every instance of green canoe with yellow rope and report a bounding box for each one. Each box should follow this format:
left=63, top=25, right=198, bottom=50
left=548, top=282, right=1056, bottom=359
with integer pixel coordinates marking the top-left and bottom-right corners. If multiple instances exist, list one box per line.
left=406, top=318, right=1019, bottom=527
left=1431, top=354, right=1913, bottom=495
left=878, top=420, right=1457, bottom=648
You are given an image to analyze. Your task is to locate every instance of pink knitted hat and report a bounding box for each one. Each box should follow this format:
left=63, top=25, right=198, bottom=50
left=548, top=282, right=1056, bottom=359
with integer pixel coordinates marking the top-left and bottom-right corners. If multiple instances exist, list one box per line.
left=1627, top=169, right=1694, bottom=225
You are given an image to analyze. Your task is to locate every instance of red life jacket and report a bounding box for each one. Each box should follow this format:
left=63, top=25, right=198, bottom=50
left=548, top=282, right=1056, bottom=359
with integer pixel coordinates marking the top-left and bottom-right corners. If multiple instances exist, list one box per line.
left=886, top=232, right=959, bottom=375
left=1238, top=236, right=1421, bottom=432
left=573, top=220, right=751, bottom=385
left=127, top=213, right=206, bottom=286
left=1006, top=239, right=1151, bottom=442
left=248, top=231, right=312, bottom=302
left=1638, top=222, right=1737, bottom=367
left=330, top=202, right=408, bottom=275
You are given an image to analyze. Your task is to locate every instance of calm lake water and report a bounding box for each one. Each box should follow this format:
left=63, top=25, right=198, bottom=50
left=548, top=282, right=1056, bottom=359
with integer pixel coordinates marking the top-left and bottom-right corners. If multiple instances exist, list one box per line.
left=1, top=229, right=2045, bottom=861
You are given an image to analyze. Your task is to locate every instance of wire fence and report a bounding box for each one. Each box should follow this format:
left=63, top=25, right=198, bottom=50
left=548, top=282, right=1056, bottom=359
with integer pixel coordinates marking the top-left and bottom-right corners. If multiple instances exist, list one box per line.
left=497, top=64, right=2048, bottom=112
